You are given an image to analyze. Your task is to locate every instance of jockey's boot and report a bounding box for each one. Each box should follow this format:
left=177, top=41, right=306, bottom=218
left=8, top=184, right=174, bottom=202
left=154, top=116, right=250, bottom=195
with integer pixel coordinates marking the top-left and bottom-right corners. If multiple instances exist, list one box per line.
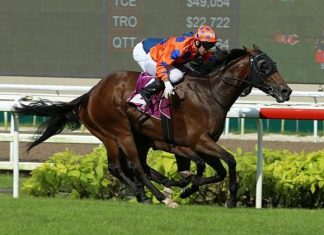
left=140, top=79, right=165, bottom=105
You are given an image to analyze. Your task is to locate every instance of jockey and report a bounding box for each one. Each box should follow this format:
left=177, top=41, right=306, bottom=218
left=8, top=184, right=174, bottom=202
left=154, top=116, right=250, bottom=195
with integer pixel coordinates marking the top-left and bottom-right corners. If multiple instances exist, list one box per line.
left=133, top=25, right=217, bottom=104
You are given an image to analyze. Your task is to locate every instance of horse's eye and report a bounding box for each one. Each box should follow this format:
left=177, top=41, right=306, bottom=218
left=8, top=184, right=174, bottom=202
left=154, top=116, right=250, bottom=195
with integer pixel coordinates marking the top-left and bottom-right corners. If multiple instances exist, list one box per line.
left=259, top=61, right=272, bottom=74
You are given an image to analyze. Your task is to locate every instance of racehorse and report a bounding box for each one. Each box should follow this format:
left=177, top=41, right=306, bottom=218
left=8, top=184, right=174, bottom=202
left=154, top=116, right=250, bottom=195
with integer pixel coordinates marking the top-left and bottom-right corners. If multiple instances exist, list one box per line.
left=13, top=45, right=292, bottom=207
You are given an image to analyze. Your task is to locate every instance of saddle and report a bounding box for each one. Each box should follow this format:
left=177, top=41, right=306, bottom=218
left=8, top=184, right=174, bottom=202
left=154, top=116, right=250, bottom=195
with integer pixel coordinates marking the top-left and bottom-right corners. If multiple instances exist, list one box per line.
left=127, top=72, right=171, bottom=119
left=127, top=72, right=174, bottom=143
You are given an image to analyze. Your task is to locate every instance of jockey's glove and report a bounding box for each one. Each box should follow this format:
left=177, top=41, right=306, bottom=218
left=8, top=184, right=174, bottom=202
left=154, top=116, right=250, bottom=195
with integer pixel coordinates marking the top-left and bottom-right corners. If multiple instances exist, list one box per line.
left=163, top=81, right=174, bottom=98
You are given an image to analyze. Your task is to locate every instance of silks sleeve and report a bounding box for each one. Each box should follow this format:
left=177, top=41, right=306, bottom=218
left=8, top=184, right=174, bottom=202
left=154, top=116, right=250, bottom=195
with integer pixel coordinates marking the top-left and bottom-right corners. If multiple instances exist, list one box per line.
left=155, top=45, right=188, bottom=81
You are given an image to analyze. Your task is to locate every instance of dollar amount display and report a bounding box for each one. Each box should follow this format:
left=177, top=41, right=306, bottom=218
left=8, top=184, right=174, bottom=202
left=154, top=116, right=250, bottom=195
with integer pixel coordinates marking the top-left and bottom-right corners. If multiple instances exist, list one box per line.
left=186, top=16, right=231, bottom=29
left=186, top=0, right=231, bottom=8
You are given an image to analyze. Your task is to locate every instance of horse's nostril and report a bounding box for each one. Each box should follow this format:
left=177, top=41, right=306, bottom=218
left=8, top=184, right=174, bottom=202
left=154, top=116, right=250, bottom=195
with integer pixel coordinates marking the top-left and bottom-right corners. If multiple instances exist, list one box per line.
left=281, top=88, right=292, bottom=97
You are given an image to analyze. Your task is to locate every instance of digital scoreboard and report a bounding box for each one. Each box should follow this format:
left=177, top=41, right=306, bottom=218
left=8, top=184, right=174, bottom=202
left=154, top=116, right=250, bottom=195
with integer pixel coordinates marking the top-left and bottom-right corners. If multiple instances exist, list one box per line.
left=1, top=0, right=323, bottom=83
left=105, top=0, right=239, bottom=71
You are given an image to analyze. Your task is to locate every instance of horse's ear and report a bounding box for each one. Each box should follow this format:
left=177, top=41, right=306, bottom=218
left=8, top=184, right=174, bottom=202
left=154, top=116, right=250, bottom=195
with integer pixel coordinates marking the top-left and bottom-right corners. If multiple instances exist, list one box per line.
left=215, top=46, right=221, bottom=52
left=244, top=46, right=253, bottom=53
left=253, top=44, right=260, bottom=50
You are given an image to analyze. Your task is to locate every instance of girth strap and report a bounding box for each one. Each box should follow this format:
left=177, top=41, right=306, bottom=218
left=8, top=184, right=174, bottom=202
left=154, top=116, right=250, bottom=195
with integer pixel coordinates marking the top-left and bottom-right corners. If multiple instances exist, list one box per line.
left=161, top=113, right=174, bottom=144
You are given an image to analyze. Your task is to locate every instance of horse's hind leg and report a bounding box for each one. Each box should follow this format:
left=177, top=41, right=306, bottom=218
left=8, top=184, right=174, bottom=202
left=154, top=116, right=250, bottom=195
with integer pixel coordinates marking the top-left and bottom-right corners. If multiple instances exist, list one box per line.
left=103, top=140, right=141, bottom=199
left=80, top=108, right=146, bottom=202
left=119, top=134, right=166, bottom=202
left=119, top=149, right=152, bottom=203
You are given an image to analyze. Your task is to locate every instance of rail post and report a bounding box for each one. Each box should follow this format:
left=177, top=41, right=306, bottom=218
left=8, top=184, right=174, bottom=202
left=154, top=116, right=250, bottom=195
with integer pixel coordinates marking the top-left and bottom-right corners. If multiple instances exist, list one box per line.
left=10, top=97, right=24, bottom=198
left=12, top=113, right=19, bottom=198
left=256, top=119, right=264, bottom=209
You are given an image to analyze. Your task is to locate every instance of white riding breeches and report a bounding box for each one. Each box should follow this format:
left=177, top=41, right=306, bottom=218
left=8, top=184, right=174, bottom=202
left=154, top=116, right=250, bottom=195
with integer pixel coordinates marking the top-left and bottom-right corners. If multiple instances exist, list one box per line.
left=132, top=42, right=184, bottom=84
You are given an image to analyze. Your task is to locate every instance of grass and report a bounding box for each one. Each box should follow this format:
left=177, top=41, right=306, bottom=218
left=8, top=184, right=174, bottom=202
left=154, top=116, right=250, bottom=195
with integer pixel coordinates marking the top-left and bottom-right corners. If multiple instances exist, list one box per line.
left=0, top=173, right=14, bottom=189
left=0, top=173, right=29, bottom=189
left=0, top=195, right=323, bottom=235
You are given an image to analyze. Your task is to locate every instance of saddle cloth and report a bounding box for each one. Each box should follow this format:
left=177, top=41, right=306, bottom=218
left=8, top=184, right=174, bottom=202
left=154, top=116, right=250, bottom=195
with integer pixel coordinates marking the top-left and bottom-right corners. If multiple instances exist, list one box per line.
left=127, top=72, right=171, bottom=119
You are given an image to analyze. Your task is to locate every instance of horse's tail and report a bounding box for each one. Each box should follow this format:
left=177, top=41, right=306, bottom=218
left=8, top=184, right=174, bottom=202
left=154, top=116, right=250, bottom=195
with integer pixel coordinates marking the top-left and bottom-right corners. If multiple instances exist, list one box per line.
left=13, top=92, right=90, bottom=152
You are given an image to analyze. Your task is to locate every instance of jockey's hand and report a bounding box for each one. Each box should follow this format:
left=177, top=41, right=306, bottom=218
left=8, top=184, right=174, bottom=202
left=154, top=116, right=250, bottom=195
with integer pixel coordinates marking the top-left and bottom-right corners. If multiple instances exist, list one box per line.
left=163, top=81, right=174, bottom=98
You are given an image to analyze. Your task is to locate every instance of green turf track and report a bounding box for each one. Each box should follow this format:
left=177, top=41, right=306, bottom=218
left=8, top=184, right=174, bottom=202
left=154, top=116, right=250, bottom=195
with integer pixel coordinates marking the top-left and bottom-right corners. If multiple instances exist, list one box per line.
left=0, top=195, right=323, bottom=235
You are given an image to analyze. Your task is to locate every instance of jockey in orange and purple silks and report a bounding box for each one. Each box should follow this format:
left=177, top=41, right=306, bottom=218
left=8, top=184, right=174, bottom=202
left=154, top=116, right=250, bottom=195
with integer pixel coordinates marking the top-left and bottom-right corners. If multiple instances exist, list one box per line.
left=133, top=25, right=218, bottom=105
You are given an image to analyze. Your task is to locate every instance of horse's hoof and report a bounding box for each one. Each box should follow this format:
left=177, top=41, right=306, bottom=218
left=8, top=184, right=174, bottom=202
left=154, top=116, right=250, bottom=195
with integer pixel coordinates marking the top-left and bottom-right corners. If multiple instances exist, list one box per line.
left=162, top=198, right=179, bottom=208
left=162, top=187, right=173, bottom=198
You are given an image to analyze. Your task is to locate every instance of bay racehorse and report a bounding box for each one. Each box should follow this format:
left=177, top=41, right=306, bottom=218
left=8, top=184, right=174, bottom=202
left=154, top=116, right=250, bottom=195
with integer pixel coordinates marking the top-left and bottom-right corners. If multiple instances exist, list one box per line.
left=13, top=45, right=292, bottom=207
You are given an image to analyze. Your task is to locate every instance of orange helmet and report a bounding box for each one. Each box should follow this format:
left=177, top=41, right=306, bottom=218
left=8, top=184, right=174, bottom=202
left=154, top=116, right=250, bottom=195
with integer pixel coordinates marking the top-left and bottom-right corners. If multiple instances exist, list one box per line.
left=196, top=25, right=217, bottom=43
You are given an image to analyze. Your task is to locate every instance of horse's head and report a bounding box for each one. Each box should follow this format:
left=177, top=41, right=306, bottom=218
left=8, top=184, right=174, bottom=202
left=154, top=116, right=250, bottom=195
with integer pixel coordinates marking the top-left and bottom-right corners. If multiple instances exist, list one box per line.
left=186, top=45, right=292, bottom=103
left=245, top=45, right=292, bottom=102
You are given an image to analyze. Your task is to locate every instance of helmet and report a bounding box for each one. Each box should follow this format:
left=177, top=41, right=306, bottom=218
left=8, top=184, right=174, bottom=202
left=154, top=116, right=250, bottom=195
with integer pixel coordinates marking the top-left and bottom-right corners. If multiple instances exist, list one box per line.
left=196, top=25, right=217, bottom=43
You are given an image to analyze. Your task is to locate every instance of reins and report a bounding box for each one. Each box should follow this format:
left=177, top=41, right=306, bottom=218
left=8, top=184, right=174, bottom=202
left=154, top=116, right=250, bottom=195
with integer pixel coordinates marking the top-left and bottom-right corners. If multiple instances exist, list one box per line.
left=206, top=75, right=228, bottom=111
left=221, top=76, right=272, bottom=92
left=204, top=56, right=243, bottom=111
left=205, top=54, right=249, bottom=111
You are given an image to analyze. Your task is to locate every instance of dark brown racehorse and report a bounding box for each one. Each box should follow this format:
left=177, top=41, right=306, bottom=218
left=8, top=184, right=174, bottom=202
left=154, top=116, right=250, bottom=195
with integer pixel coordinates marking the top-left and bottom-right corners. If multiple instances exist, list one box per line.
left=13, top=45, right=292, bottom=207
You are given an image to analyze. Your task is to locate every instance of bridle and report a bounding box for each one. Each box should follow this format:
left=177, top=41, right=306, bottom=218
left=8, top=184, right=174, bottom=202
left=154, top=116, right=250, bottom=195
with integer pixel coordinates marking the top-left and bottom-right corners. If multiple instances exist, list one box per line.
left=220, top=51, right=278, bottom=95
left=248, top=52, right=278, bottom=93
left=206, top=50, right=279, bottom=110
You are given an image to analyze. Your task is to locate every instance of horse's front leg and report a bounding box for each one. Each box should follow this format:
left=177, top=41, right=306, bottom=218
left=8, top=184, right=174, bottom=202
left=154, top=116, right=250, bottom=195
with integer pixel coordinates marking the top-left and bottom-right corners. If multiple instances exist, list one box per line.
left=149, top=167, right=192, bottom=188
left=194, top=134, right=238, bottom=208
left=179, top=155, right=227, bottom=199
left=152, top=142, right=206, bottom=188
left=170, top=146, right=206, bottom=197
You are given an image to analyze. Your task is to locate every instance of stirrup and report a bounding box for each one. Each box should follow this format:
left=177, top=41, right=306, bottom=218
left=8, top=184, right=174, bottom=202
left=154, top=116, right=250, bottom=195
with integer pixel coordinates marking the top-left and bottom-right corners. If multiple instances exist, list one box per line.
left=139, top=89, right=152, bottom=105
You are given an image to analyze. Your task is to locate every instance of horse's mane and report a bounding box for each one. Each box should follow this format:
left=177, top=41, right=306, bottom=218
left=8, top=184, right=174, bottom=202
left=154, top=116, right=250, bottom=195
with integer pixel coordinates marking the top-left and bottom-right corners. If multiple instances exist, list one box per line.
left=185, top=47, right=248, bottom=75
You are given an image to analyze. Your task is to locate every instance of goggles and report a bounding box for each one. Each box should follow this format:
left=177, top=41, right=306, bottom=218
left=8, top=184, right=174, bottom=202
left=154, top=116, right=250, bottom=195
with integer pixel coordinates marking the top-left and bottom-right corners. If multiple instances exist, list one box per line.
left=201, top=41, right=215, bottom=50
